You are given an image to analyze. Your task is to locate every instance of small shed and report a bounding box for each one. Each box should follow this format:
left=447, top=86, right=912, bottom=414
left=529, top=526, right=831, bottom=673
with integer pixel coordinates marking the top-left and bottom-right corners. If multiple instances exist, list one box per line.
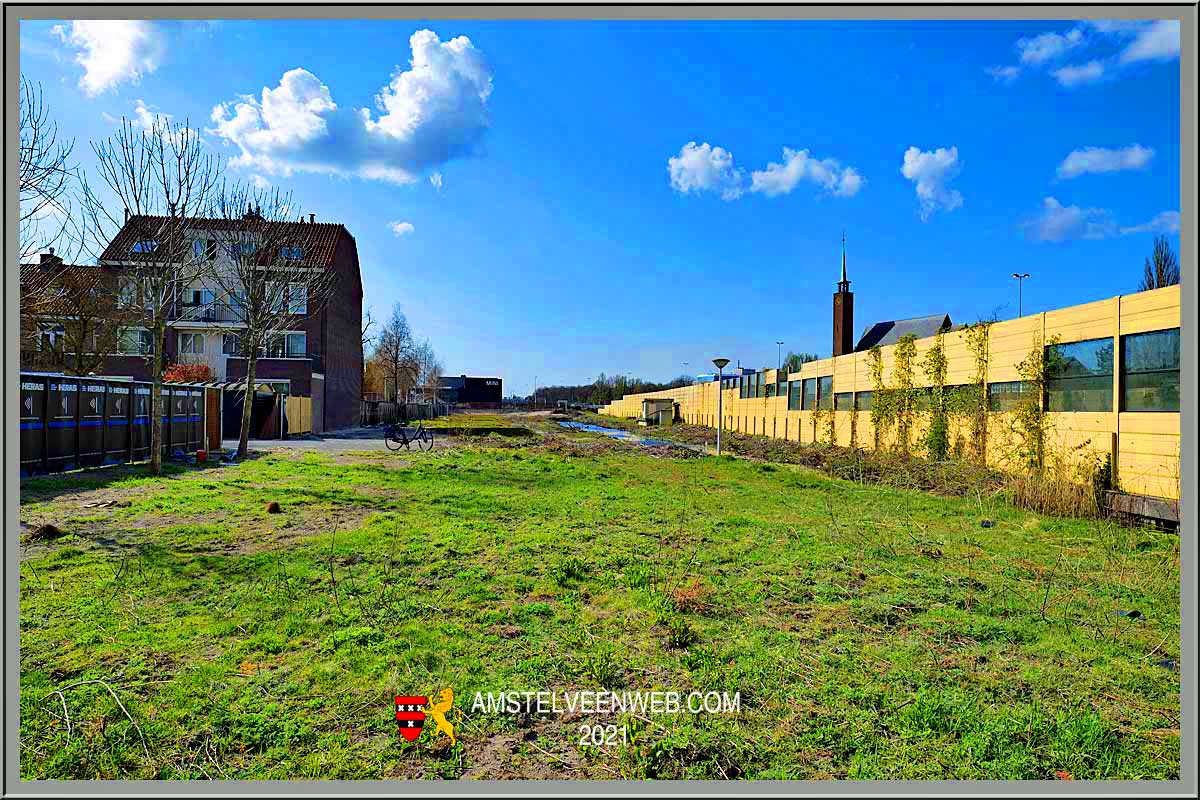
left=640, top=397, right=675, bottom=426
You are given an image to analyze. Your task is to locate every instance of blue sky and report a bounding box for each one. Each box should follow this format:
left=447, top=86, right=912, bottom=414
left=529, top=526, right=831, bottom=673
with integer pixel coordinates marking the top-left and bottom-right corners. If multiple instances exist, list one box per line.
left=20, top=17, right=1181, bottom=394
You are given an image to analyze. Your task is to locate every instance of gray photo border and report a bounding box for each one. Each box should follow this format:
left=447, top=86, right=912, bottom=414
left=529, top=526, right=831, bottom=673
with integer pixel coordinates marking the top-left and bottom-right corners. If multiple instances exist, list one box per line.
left=5, top=2, right=1195, bottom=797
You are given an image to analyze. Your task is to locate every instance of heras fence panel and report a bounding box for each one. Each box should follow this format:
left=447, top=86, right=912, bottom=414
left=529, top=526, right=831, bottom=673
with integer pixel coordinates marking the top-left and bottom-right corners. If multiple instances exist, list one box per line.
left=186, top=388, right=204, bottom=451
left=46, top=378, right=80, bottom=473
left=105, top=382, right=132, bottom=464
left=78, top=380, right=108, bottom=468
left=20, top=376, right=48, bottom=476
left=131, top=384, right=152, bottom=461
left=165, top=386, right=185, bottom=457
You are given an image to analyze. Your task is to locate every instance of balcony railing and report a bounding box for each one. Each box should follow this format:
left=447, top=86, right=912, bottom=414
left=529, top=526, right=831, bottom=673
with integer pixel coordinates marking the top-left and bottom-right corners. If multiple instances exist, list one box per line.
left=172, top=301, right=244, bottom=323
left=225, top=352, right=324, bottom=372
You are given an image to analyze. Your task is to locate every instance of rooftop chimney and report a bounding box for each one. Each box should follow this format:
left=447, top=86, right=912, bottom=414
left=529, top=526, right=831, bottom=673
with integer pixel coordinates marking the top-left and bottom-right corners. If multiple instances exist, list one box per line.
left=832, top=232, right=854, bottom=357
left=309, top=213, right=315, bottom=224
left=40, top=248, right=63, bottom=267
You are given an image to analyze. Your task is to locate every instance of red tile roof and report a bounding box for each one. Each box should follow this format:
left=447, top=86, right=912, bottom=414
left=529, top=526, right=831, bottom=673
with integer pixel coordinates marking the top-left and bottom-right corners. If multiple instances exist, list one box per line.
left=99, top=214, right=351, bottom=267
left=19, top=261, right=115, bottom=315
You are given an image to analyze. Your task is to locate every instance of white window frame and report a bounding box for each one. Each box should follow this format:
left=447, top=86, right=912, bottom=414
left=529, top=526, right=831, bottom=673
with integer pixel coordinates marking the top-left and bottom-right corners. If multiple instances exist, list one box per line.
left=288, top=282, right=308, bottom=314
left=178, top=332, right=206, bottom=355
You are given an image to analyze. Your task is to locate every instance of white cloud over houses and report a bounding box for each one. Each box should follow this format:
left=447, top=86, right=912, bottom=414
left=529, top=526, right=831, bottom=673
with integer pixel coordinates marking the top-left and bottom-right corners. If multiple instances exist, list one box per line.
left=668, top=142, right=746, bottom=201
left=1119, top=210, right=1180, bottom=236
left=209, top=29, right=493, bottom=185
left=749, top=148, right=864, bottom=198
left=900, top=146, right=963, bottom=221
left=1016, top=28, right=1084, bottom=65
left=985, top=65, right=1021, bottom=84
left=52, top=20, right=163, bottom=97
left=389, top=221, right=415, bottom=236
left=1052, top=60, right=1105, bottom=87
left=1022, top=197, right=1179, bottom=242
left=1119, top=20, right=1181, bottom=64
left=668, top=142, right=864, bottom=201
left=989, top=20, right=1179, bottom=88
left=1056, top=144, right=1154, bottom=179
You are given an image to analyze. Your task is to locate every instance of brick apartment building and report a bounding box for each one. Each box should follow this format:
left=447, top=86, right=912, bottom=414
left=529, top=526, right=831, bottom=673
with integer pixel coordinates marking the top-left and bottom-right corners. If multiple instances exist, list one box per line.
left=20, top=214, right=363, bottom=431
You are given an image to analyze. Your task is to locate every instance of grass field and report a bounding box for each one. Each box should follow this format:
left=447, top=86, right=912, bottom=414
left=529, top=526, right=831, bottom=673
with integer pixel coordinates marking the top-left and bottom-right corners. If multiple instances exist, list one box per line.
left=18, top=433, right=1179, bottom=780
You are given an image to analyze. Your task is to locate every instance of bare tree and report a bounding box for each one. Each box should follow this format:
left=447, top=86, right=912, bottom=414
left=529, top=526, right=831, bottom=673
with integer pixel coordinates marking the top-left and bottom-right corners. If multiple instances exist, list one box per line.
left=1139, top=235, right=1180, bottom=291
left=19, top=77, right=79, bottom=262
left=413, top=339, right=444, bottom=402
left=374, top=304, right=421, bottom=402
left=361, top=308, right=377, bottom=393
left=207, top=183, right=337, bottom=458
left=83, top=116, right=222, bottom=475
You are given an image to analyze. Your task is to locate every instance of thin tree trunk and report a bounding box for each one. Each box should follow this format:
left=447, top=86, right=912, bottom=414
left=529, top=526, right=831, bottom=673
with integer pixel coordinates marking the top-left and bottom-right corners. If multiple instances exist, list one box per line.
left=149, top=319, right=166, bottom=475
left=237, top=351, right=257, bottom=459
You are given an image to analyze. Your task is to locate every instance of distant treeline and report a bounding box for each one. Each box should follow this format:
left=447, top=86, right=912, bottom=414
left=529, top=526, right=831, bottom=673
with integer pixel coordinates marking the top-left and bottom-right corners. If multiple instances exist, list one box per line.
left=537, top=373, right=695, bottom=405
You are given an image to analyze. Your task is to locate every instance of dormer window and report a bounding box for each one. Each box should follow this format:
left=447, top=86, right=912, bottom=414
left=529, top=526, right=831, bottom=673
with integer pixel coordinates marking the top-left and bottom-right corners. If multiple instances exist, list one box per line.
left=280, top=245, right=303, bottom=260
left=131, top=240, right=159, bottom=254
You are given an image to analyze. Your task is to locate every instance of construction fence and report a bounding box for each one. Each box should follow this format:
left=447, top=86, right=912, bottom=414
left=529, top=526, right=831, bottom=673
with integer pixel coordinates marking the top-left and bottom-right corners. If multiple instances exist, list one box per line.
left=359, top=400, right=451, bottom=427
left=20, top=373, right=208, bottom=476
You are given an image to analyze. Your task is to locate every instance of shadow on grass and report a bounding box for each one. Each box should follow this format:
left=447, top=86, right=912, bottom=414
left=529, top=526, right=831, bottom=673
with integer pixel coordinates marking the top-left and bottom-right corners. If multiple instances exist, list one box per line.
left=19, top=453, right=270, bottom=503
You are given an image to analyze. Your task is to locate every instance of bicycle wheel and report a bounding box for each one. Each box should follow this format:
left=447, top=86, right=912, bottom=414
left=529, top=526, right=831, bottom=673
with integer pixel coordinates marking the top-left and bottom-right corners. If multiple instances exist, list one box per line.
left=384, top=431, right=404, bottom=451
left=416, top=429, right=434, bottom=452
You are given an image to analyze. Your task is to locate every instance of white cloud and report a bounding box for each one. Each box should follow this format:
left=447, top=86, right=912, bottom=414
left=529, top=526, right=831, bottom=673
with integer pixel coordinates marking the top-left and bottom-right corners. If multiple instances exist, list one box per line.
left=389, top=221, right=415, bottom=236
left=1016, top=28, right=1084, bottom=65
left=1052, top=60, right=1105, bottom=87
left=250, top=174, right=271, bottom=189
left=985, top=65, right=1021, bottom=84
left=1022, top=197, right=1116, bottom=241
left=667, top=142, right=745, bottom=201
left=749, top=148, right=865, bottom=198
left=1120, top=210, right=1180, bottom=236
left=1119, top=20, right=1180, bottom=64
left=102, top=98, right=170, bottom=131
left=1056, top=144, right=1154, bottom=179
left=1022, top=197, right=1179, bottom=241
left=53, top=21, right=163, bottom=97
left=209, top=29, right=493, bottom=185
left=900, top=146, right=963, bottom=221
left=429, top=172, right=444, bottom=190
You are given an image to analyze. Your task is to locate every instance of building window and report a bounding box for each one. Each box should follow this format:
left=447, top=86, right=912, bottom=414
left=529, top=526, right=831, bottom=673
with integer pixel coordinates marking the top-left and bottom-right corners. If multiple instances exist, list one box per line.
left=38, top=324, right=65, bottom=352
left=222, top=333, right=242, bottom=356
left=788, top=380, right=802, bottom=411
left=855, top=391, right=873, bottom=411
left=817, top=376, right=833, bottom=410
left=765, top=381, right=776, bottom=398
left=178, top=332, right=205, bottom=355
left=755, top=373, right=765, bottom=398
left=988, top=381, right=1030, bottom=412
left=280, top=245, right=303, bottom=260
left=117, top=278, right=138, bottom=308
left=801, top=378, right=817, bottom=410
left=288, top=283, right=308, bottom=314
left=777, top=379, right=786, bottom=397
left=1122, top=328, right=1179, bottom=412
left=265, top=332, right=307, bottom=358
left=118, top=328, right=153, bottom=355
left=131, top=240, right=158, bottom=254
left=834, top=392, right=854, bottom=411
left=1046, top=337, right=1114, bottom=412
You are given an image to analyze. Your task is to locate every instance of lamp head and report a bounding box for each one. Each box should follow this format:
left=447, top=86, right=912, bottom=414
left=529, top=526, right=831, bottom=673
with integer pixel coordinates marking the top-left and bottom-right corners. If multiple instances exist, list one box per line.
left=712, top=357, right=730, bottom=370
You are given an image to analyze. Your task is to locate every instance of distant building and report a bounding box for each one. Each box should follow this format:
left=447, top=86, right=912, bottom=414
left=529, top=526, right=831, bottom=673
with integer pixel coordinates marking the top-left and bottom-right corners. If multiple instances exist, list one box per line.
left=439, top=375, right=502, bottom=408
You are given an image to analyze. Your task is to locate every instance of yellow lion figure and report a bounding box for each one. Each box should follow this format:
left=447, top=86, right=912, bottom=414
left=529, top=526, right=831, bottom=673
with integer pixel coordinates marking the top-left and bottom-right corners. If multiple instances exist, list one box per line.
left=427, top=688, right=456, bottom=745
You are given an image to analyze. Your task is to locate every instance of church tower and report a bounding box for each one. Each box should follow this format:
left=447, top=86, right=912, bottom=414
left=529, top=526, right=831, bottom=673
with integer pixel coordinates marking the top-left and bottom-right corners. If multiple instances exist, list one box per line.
left=833, top=232, right=854, bottom=357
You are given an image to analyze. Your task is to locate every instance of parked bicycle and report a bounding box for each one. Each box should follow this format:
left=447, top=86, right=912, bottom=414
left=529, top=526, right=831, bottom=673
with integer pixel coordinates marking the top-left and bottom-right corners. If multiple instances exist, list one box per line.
left=384, top=419, right=434, bottom=452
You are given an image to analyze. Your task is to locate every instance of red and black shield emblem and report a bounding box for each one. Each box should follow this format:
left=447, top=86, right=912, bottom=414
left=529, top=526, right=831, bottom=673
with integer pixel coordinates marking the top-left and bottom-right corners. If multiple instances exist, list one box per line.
left=395, top=695, right=427, bottom=742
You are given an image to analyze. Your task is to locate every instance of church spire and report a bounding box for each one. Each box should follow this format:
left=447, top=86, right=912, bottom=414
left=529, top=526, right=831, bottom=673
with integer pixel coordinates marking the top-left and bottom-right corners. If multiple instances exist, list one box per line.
left=838, top=231, right=850, bottom=291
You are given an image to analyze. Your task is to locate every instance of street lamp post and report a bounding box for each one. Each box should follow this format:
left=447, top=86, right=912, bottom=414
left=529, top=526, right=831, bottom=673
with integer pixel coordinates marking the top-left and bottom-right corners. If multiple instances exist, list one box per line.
left=775, top=341, right=784, bottom=373
left=712, top=357, right=730, bottom=456
left=1012, top=272, right=1030, bottom=318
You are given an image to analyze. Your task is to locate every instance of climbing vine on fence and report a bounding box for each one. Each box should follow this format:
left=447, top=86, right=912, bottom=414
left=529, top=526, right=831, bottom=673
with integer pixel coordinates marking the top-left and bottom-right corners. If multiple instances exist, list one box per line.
left=892, top=334, right=918, bottom=455
left=1008, top=333, right=1062, bottom=472
left=921, top=330, right=950, bottom=461
left=961, top=320, right=992, bottom=464
left=867, top=346, right=890, bottom=450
